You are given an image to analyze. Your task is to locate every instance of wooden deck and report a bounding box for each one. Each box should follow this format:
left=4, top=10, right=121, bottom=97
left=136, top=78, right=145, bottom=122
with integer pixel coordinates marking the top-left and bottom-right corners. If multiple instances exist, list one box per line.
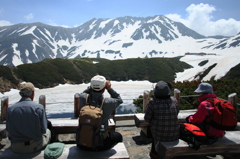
left=0, top=143, right=129, bottom=159
left=159, top=131, right=240, bottom=159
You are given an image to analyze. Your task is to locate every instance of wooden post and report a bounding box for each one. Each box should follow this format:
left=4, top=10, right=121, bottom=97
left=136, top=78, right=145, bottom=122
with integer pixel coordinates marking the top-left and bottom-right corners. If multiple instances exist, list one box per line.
left=74, top=93, right=80, bottom=117
left=1, top=96, right=8, bottom=121
left=143, top=90, right=150, bottom=113
left=174, top=89, right=181, bottom=106
left=39, top=95, right=46, bottom=109
left=141, top=90, right=151, bottom=140
left=228, top=93, right=237, bottom=110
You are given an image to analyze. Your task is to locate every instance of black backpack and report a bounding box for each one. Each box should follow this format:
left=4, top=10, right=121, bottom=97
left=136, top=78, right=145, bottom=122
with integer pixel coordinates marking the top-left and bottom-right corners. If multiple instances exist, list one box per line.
left=179, top=123, right=217, bottom=150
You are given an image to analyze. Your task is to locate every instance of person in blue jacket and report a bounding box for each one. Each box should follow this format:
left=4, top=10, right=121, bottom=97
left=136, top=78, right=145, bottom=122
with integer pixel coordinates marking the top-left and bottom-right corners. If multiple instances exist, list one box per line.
left=6, top=82, right=51, bottom=153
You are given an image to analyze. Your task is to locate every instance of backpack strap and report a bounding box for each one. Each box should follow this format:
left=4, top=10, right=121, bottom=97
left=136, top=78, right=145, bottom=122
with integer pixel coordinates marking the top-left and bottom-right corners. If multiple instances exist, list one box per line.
left=200, top=98, right=214, bottom=135
left=86, top=94, right=90, bottom=103
left=205, top=98, right=214, bottom=117
left=86, top=94, right=105, bottom=109
left=99, top=97, right=105, bottom=109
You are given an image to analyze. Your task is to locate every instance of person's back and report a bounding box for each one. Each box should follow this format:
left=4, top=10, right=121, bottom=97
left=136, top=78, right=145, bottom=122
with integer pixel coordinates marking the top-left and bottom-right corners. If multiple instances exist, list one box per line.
left=6, top=82, right=51, bottom=153
left=77, top=75, right=123, bottom=151
left=145, top=97, right=179, bottom=141
left=144, top=81, right=179, bottom=158
left=7, top=98, right=47, bottom=142
left=187, top=83, right=225, bottom=138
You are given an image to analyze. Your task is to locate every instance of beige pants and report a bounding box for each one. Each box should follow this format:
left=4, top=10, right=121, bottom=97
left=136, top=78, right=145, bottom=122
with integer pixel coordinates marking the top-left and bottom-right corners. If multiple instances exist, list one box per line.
left=11, top=129, right=51, bottom=154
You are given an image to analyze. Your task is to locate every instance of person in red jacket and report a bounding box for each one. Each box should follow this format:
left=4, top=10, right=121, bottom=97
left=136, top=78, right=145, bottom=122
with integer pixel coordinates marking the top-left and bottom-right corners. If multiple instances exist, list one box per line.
left=187, top=83, right=225, bottom=138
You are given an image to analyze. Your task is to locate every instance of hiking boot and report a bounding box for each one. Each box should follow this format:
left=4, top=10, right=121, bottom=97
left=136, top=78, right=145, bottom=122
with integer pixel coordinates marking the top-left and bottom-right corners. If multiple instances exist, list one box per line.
left=150, top=151, right=159, bottom=159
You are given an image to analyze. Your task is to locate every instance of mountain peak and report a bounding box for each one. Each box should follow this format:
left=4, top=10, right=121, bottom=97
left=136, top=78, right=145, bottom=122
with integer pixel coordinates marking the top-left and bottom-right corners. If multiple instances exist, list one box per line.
left=0, top=15, right=239, bottom=71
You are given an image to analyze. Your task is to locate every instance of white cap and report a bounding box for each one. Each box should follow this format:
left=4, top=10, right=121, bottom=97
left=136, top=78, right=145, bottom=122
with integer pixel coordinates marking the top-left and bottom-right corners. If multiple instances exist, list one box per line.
left=90, top=75, right=106, bottom=91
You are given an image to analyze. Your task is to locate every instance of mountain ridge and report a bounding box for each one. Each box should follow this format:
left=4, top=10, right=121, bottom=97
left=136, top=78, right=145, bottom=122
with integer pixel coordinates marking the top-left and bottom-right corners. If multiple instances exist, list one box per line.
left=0, top=15, right=240, bottom=82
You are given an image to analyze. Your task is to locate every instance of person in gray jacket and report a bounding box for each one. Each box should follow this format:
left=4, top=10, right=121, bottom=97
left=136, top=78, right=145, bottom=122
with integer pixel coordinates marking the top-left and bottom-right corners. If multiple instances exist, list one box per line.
left=6, top=82, right=51, bottom=153
left=78, top=75, right=123, bottom=151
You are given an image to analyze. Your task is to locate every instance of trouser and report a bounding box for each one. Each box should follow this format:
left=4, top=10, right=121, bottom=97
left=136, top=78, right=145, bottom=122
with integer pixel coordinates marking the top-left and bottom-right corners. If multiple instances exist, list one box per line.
left=150, top=139, right=159, bottom=159
left=78, top=132, right=123, bottom=151
left=154, top=139, right=179, bottom=159
left=11, top=129, right=51, bottom=154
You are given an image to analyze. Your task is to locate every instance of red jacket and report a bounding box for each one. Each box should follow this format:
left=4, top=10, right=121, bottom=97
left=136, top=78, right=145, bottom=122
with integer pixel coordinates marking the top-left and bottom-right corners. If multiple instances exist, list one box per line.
left=188, top=94, right=225, bottom=138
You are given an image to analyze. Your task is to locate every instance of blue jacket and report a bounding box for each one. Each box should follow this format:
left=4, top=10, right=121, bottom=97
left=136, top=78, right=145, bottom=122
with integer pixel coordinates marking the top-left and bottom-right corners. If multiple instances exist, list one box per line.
left=6, top=97, right=48, bottom=143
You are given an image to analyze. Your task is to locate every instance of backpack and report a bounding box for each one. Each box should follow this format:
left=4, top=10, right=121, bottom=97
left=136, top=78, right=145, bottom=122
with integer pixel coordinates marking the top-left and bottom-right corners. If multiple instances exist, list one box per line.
left=179, top=123, right=209, bottom=150
left=76, top=94, right=107, bottom=149
left=205, top=98, right=238, bottom=131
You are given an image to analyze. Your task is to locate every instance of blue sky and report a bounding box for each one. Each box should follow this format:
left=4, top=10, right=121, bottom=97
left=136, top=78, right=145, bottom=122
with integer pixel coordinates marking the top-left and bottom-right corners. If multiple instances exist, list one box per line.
left=0, top=0, right=240, bottom=36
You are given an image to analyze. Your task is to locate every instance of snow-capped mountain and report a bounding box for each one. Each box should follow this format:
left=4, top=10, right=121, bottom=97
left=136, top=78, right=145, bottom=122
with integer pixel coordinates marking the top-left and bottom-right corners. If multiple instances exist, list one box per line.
left=0, top=15, right=240, bottom=81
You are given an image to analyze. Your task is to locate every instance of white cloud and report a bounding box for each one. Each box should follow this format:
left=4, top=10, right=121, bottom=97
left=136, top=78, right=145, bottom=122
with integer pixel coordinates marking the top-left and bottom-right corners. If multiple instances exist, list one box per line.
left=0, top=20, right=12, bottom=26
left=24, top=13, right=34, bottom=20
left=166, top=3, right=240, bottom=36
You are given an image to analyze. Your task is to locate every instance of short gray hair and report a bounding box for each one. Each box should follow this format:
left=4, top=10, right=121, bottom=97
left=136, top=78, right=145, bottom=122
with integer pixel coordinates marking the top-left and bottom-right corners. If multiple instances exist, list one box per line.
left=20, top=91, right=33, bottom=97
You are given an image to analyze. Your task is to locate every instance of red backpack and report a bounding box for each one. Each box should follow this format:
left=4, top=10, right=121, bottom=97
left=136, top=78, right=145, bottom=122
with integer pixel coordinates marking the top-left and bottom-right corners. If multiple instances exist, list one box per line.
left=179, top=123, right=208, bottom=150
left=205, top=98, right=238, bottom=131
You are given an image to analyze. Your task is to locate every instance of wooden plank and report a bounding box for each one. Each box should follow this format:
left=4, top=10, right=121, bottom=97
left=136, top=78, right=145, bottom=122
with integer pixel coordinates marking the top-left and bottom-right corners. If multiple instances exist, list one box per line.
left=143, top=90, right=150, bottom=113
left=134, top=109, right=197, bottom=127
left=160, top=131, right=240, bottom=159
left=134, top=113, right=149, bottom=127
left=49, top=118, right=116, bottom=134
left=228, top=93, right=237, bottom=110
left=1, top=96, right=8, bottom=121
left=114, top=114, right=135, bottom=121
left=0, top=119, right=116, bottom=140
left=74, top=93, right=80, bottom=117
left=174, top=89, right=181, bottom=107
left=38, top=95, right=46, bottom=109
left=0, top=123, right=7, bottom=140
left=0, top=142, right=129, bottom=159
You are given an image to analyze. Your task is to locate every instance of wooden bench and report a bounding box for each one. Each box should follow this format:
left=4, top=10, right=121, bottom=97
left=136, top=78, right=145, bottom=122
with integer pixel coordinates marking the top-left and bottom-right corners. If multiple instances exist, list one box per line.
left=49, top=118, right=115, bottom=141
left=134, top=110, right=240, bottom=136
left=134, top=109, right=197, bottom=128
left=157, top=131, right=240, bottom=159
left=0, top=119, right=115, bottom=141
left=134, top=110, right=197, bottom=138
left=0, top=142, right=129, bottom=159
left=49, top=118, right=115, bottom=134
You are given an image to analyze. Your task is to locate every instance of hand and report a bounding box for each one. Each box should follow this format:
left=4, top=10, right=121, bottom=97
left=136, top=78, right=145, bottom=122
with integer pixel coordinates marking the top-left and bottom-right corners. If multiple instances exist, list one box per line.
left=185, top=115, right=192, bottom=123
left=105, top=80, right=111, bottom=90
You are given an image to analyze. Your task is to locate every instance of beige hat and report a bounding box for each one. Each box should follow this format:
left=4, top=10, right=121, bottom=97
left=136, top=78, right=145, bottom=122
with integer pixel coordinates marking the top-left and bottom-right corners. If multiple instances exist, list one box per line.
left=90, top=75, right=106, bottom=91
left=20, top=82, right=35, bottom=93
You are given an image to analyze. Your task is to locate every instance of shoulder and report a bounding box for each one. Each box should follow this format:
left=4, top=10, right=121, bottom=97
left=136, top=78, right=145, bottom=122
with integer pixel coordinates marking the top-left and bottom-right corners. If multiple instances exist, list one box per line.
left=170, top=97, right=178, bottom=102
left=200, top=100, right=212, bottom=106
left=198, top=100, right=213, bottom=110
left=148, top=98, right=156, bottom=105
left=80, top=92, right=87, bottom=98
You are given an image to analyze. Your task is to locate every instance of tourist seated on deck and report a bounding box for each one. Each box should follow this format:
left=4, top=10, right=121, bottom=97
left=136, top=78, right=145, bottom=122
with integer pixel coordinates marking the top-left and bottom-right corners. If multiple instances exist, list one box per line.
left=186, top=83, right=225, bottom=138
left=77, top=75, right=123, bottom=151
left=144, top=81, right=179, bottom=159
left=6, top=82, right=51, bottom=154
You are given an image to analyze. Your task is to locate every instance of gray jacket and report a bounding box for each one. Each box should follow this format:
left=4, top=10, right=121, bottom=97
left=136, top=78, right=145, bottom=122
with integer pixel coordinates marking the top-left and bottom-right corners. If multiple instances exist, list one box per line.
left=6, top=97, right=48, bottom=143
left=79, top=87, right=123, bottom=129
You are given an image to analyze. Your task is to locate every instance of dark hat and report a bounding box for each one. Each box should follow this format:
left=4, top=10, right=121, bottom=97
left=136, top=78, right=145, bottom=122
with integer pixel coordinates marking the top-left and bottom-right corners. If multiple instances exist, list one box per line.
left=153, top=81, right=172, bottom=98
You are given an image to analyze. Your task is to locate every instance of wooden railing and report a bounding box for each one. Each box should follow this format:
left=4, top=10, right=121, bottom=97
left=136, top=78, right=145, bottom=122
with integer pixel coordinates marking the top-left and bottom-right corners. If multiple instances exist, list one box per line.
left=1, top=96, right=8, bottom=121
left=0, top=90, right=238, bottom=121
